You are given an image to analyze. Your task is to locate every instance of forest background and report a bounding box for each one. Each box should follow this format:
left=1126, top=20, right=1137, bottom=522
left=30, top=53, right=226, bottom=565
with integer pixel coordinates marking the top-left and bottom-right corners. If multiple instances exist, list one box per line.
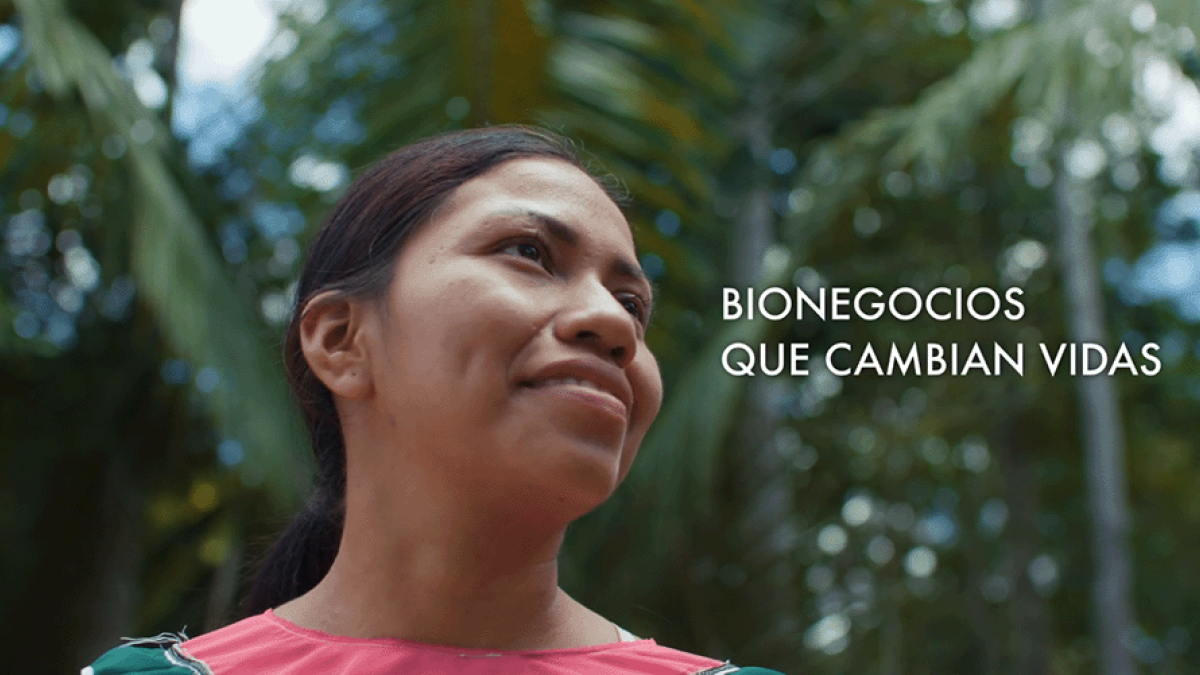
left=2, top=0, right=1200, bottom=673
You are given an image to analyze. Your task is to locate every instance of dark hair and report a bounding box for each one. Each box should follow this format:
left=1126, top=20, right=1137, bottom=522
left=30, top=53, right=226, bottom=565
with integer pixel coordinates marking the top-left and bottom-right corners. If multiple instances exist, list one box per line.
left=241, top=126, right=616, bottom=615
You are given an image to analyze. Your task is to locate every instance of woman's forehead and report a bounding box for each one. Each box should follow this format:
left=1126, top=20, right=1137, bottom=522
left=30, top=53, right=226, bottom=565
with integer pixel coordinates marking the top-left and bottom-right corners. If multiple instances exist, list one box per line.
left=429, top=158, right=635, bottom=247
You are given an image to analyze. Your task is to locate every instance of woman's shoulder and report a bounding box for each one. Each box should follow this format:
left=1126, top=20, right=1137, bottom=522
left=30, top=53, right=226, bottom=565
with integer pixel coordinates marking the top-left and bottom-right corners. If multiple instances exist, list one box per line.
left=83, top=613, right=282, bottom=675
left=84, top=613, right=788, bottom=675
left=83, top=613, right=280, bottom=675
left=682, top=666, right=786, bottom=675
left=84, top=633, right=213, bottom=675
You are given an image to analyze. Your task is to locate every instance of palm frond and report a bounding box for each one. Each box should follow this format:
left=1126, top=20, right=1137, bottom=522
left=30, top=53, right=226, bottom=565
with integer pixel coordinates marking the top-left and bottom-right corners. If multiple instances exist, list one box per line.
left=787, top=0, right=1200, bottom=243
left=17, top=0, right=307, bottom=505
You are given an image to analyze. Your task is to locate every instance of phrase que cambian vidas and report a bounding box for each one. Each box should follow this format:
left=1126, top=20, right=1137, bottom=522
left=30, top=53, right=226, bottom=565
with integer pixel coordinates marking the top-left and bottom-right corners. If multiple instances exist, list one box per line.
left=721, top=286, right=1162, bottom=378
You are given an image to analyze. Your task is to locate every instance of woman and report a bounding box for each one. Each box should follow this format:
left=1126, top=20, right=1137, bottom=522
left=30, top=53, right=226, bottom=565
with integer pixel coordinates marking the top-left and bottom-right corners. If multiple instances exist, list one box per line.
left=85, top=127, right=784, bottom=675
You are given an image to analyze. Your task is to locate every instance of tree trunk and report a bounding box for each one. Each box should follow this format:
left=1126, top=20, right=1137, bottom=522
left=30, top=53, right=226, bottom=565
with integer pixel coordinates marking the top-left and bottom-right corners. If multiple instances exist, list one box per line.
left=727, top=85, right=801, bottom=664
left=1054, top=161, right=1137, bottom=675
left=992, top=406, right=1051, bottom=675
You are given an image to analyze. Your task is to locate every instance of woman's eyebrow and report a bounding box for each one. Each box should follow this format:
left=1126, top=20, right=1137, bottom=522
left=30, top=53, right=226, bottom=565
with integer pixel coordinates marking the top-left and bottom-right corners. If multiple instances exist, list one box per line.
left=612, top=257, right=649, bottom=287
left=485, top=208, right=579, bottom=245
left=532, top=212, right=579, bottom=246
left=490, top=208, right=655, bottom=307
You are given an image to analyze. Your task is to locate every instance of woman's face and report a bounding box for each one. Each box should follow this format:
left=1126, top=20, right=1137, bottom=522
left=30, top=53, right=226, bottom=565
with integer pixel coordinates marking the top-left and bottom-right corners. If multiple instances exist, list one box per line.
left=361, top=157, right=662, bottom=514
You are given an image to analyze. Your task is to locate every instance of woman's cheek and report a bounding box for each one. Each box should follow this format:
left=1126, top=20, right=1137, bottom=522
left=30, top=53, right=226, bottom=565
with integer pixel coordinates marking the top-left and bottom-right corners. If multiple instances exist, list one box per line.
left=636, top=353, right=664, bottom=427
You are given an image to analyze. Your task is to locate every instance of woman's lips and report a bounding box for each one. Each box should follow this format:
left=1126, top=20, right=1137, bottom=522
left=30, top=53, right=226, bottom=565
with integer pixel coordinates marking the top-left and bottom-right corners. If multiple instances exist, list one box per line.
left=519, top=377, right=628, bottom=420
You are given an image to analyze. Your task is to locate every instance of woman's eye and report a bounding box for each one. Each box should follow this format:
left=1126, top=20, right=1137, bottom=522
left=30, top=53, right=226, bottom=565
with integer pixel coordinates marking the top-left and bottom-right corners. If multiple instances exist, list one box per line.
left=618, top=295, right=645, bottom=322
left=503, top=241, right=546, bottom=265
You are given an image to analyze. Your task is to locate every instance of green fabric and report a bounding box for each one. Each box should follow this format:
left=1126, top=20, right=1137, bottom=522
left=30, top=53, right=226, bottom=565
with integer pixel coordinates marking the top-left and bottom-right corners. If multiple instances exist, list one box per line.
left=86, top=645, right=194, bottom=675
left=735, top=669, right=788, bottom=675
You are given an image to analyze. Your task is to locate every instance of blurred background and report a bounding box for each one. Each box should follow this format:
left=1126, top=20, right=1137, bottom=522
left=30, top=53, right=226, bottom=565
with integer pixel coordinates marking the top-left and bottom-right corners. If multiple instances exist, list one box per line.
left=2, top=0, right=1199, bottom=673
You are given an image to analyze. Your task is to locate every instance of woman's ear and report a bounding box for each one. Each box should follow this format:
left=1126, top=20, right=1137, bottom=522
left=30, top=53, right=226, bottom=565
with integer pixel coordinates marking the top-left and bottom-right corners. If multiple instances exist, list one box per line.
left=299, top=292, right=374, bottom=400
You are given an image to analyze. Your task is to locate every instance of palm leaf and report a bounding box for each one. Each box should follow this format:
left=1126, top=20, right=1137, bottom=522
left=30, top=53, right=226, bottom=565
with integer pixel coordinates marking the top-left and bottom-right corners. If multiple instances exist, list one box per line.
left=17, top=0, right=307, bottom=505
left=788, top=0, right=1200, bottom=241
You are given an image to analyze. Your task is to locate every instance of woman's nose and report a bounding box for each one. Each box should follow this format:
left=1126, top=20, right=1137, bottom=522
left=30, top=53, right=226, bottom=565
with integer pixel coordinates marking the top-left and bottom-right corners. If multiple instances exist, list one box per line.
left=553, top=280, right=638, bottom=368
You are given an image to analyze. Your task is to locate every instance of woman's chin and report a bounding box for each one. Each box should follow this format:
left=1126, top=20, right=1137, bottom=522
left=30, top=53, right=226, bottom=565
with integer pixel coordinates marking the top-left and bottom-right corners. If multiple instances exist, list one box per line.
left=498, top=459, right=623, bottom=525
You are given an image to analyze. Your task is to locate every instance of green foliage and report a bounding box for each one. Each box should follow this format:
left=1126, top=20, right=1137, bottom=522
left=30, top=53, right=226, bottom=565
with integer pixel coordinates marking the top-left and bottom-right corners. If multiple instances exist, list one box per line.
left=5, top=0, right=1200, bottom=674
left=14, top=0, right=306, bottom=504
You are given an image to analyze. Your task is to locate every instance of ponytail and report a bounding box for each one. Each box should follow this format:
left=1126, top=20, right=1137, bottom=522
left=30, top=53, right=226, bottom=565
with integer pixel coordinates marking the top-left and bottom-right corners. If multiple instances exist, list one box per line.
left=240, top=491, right=342, bottom=616
left=241, top=410, right=346, bottom=616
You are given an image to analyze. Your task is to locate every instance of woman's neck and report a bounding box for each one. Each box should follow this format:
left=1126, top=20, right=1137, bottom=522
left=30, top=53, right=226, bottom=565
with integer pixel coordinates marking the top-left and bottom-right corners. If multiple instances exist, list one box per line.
left=273, top=479, right=614, bottom=650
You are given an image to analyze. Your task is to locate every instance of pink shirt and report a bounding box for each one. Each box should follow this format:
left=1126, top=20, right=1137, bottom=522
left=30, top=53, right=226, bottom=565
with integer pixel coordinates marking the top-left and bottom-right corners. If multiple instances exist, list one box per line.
left=178, top=611, right=727, bottom=675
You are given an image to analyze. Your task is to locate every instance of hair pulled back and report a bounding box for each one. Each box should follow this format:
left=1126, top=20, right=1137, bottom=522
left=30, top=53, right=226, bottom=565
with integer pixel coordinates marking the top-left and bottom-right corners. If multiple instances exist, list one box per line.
left=241, top=126, right=609, bottom=616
